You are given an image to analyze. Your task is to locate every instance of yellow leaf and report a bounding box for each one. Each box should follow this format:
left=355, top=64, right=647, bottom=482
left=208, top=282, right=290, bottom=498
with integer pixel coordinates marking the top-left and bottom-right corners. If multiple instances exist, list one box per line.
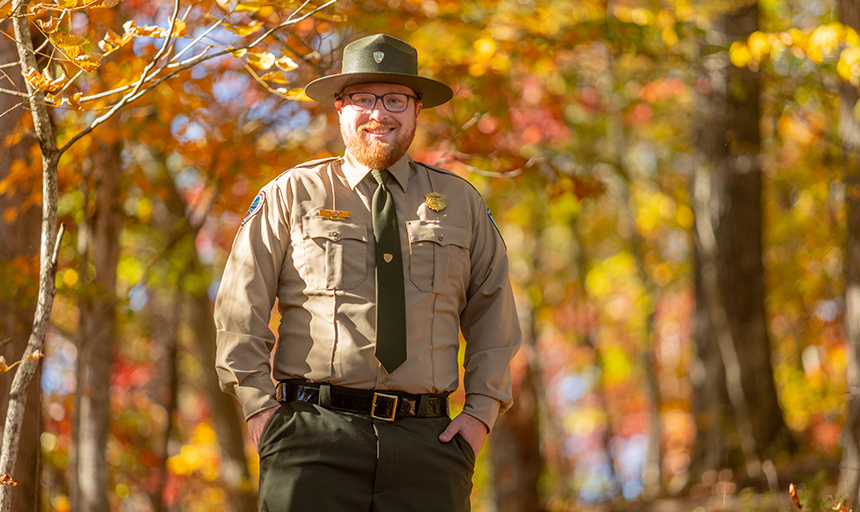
left=275, top=56, right=298, bottom=72
left=729, top=41, right=752, bottom=68
left=49, top=32, right=89, bottom=50
left=73, top=53, right=101, bottom=72
left=276, top=87, right=312, bottom=101
left=69, top=92, right=83, bottom=110
left=56, top=0, right=78, bottom=7
left=171, top=18, right=187, bottom=38
left=223, top=20, right=262, bottom=37
left=247, top=51, right=275, bottom=70
left=90, top=0, right=120, bottom=8
left=37, top=17, right=61, bottom=34
left=46, top=93, right=63, bottom=107
left=231, top=48, right=248, bottom=58
left=748, top=31, right=770, bottom=62
left=28, top=350, right=44, bottom=361
left=216, top=0, right=238, bottom=11
left=235, top=1, right=268, bottom=12
left=260, top=71, right=288, bottom=84
left=0, top=356, right=7, bottom=374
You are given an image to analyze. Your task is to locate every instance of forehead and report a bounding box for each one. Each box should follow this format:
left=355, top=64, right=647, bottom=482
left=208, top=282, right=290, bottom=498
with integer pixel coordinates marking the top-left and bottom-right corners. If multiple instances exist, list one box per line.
left=341, top=82, right=416, bottom=96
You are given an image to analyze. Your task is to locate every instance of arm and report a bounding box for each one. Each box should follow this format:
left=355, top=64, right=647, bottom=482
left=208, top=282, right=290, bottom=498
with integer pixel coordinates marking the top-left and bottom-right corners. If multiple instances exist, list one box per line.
left=214, top=182, right=291, bottom=420
left=458, top=200, right=522, bottom=431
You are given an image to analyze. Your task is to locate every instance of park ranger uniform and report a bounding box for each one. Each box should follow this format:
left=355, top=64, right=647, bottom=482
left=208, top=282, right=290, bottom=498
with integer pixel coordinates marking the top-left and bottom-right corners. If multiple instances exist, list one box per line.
left=214, top=150, right=521, bottom=511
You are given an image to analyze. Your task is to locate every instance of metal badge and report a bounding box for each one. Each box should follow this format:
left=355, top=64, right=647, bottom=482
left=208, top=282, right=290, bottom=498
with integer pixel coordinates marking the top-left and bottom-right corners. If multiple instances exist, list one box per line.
left=374, top=51, right=385, bottom=63
left=424, top=193, right=447, bottom=212
left=383, top=253, right=394, bottom=263
left=319, top=209, right=350, bottom=220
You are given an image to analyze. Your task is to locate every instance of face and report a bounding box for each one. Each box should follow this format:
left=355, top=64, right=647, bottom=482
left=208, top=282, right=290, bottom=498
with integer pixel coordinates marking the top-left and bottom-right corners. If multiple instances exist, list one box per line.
left=336, top=82, right=422, bottom=170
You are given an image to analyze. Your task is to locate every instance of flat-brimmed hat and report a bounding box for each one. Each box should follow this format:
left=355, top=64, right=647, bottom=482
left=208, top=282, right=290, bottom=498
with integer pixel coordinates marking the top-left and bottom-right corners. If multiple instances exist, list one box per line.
left=305, top=34, right=453, bottom=108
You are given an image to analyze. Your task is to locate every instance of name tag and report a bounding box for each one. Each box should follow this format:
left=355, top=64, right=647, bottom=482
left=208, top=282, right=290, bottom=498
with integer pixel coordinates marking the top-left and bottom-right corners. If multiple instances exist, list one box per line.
left=319, top=209, right=350, bottom=220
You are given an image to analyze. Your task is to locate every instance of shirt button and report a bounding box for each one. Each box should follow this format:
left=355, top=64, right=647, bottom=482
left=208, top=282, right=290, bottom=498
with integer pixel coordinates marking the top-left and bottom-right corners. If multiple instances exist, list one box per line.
left=329, top=231, right=337, bottom=237
left=437, top=234, right=444, bottom=241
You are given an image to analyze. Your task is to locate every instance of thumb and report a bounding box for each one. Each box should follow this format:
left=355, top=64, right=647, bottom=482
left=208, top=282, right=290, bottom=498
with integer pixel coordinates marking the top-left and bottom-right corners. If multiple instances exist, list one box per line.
left=438, top=422, right=458, bottom=443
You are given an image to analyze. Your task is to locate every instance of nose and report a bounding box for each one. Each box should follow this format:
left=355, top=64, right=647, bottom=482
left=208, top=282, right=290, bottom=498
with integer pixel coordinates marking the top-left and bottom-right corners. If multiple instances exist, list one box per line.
left=368, top=100, right=389, bottom=120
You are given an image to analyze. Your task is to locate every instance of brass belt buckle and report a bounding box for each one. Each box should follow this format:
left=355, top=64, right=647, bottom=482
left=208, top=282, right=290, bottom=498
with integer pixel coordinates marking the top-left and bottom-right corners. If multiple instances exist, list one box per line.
left=371, top=392, right=399, bottom=422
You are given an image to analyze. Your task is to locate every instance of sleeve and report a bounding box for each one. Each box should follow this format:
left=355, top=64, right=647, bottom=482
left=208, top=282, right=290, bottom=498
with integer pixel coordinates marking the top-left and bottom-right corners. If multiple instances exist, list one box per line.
left=459, top=196, right=522, bottom=431
left=214, top=180, right=291, bottom=420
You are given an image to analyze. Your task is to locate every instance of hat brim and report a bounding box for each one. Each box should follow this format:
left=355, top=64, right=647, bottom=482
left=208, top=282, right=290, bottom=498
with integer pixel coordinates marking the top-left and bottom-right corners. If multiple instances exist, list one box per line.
left=305, top=72, right=453, bottom=108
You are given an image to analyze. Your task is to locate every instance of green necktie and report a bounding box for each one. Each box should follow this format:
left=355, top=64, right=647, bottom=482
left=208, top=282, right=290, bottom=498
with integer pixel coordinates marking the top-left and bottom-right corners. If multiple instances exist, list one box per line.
left=371, top=169, right=407, bottom=373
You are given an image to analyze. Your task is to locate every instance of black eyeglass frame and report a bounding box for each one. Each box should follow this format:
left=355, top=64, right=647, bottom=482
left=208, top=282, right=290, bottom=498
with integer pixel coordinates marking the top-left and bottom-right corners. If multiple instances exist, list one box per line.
left=334, top=92, right=423, bottom=113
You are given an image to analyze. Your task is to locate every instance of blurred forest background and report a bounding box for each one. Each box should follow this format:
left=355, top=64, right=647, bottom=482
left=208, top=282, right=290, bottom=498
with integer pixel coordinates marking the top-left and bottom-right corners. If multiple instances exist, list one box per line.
left=1, top=0, right=860, bottom=510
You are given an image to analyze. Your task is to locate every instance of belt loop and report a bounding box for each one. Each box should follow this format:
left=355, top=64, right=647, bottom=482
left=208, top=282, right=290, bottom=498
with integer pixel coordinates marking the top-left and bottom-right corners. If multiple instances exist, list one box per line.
left=319, top=383, right=332, bottom=408
left=416, top=394, right=429, bottom=418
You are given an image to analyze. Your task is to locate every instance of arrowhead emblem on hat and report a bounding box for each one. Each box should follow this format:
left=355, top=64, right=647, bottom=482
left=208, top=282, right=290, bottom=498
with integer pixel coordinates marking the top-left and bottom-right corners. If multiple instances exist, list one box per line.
left=374, top=51, right=385, bottom=63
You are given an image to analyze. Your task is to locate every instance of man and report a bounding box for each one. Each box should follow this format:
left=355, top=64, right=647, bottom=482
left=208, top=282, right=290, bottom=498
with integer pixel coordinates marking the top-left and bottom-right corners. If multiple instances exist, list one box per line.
left=214, top=34, right=521, bottom=511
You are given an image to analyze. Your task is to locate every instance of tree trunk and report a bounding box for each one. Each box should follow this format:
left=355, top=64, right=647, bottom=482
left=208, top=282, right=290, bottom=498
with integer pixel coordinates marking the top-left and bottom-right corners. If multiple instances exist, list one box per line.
left=0, top=2, right=62, bottom=510
left=149, top=149, right=258, bottom=512
left=836, top=1, right=860, bottom=507
left=489, top=302, right=542, bottom=512
left=71, top=137, right=122, bottom=512
left=691, top=0, right=794, bottom=479
left=0, top=35, right=41, bottom=512
left=147, top=290, right=180, bottom=512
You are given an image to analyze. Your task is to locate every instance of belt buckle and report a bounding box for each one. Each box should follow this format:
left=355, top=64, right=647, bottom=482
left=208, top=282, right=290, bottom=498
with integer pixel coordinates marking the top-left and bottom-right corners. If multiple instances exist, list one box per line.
left=371, top=392, right=399, bottom=422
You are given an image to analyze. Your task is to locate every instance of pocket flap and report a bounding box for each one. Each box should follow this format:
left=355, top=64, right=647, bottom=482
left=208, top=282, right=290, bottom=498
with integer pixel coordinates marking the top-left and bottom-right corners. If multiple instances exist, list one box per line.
left=303, top=216, right=368, bottom=242
left=406, top=220, right=468, bottom=248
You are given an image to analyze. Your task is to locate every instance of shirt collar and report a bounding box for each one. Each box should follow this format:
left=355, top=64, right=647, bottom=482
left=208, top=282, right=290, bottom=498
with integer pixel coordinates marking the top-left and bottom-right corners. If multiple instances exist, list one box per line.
left=342, top=150, right=412, bottom=191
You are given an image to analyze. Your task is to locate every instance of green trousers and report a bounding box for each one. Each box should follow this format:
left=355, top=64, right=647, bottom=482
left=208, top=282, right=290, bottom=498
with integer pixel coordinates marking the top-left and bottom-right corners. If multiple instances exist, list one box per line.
left=258, top=401, right=475, bottom=512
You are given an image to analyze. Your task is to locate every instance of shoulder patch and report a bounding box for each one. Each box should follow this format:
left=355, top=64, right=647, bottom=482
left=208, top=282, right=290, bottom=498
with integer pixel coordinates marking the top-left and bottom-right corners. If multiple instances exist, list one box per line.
left=241, top=191, right=266, bottom=226
left=488, top=208, right=506, bottom=248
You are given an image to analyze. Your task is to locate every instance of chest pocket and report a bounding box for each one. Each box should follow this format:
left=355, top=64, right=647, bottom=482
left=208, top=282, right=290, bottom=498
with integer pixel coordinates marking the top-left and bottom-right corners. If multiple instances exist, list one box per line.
left=406, top=220, right=469, bottom=296
left=301, top=216, right=369, bottom=290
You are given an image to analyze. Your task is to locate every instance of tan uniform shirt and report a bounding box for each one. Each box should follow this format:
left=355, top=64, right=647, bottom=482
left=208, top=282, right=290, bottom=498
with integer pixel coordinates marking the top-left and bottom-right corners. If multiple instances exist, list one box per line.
left=214, top=151, right=521, bottom=429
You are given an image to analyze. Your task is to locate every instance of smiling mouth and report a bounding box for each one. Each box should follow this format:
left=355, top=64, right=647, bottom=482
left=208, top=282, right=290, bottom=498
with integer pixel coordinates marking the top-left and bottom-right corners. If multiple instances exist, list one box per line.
left=363, top=123, right=395, bottom=135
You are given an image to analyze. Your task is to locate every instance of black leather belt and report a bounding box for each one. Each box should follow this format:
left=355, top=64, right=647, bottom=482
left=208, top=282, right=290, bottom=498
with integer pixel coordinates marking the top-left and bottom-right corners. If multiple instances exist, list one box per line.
left=276, top=380, right=449, bottom=422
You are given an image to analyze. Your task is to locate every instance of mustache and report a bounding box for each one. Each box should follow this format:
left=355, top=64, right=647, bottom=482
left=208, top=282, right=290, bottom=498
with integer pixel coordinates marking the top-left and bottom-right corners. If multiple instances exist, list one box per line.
left=361, top=121, right=396, bottom=130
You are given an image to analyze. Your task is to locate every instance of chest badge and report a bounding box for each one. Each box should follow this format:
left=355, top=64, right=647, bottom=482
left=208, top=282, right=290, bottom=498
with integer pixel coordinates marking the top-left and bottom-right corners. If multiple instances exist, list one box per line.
left=319, top=209, right=350, bottom=220
left=424, top=193, right=447, bottom=212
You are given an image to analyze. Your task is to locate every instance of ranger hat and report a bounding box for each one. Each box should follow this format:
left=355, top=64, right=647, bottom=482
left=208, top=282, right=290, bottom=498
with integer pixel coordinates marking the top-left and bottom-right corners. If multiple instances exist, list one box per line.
left=305, top=34, right=453, bottom=108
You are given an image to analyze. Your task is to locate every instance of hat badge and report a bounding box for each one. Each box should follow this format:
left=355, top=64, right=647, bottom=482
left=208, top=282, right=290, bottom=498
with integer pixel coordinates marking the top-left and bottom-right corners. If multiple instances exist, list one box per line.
left=373, top=51, right=385, bottom=63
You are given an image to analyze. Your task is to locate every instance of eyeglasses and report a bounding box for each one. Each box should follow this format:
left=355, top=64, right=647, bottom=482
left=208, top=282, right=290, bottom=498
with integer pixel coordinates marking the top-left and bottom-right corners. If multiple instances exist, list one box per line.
left=336, top=92, right=422, bottom=113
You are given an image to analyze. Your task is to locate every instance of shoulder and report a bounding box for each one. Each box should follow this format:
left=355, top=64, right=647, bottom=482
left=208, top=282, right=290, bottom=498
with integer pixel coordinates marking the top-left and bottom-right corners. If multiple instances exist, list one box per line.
left=275, top=156, right=342, bottom=181
left=412, top=160, right=484, bottom=198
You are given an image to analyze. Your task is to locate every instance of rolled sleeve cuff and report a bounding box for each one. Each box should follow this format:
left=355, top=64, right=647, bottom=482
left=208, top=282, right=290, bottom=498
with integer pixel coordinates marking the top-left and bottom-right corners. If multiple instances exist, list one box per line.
left=234, top=377, right=279, bottom=421
left=463, top=394, right=504, bottom=431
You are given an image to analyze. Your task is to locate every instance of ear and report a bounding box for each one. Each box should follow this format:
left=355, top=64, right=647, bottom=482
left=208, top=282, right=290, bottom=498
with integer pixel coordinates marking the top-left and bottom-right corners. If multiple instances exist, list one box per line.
left=335, top=99, right=344, bottom=116
left=414, top=101, right=422, bottom=117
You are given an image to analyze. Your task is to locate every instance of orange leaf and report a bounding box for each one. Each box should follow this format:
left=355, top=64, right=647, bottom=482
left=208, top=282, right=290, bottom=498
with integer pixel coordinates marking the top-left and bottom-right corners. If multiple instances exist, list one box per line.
left=90, top=0, right=121, bottom=8
left=28, top=350, right=44, bottom=361
left=73, top=53, right=102, bottom=72
left=0, top=356, right=8, bottom=374
left=37, top=17, right=61, bottom=34
left=0, top=474, right=17, bottom=486
left=68, top=92, right=83, bottom=110
left=46, top=93, right=64, bottom=107
left=170, top=18, right=187, bottom=38
left=789, top=483, right=802, bottom=510
left=276, top=88, right=311, bottom=101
